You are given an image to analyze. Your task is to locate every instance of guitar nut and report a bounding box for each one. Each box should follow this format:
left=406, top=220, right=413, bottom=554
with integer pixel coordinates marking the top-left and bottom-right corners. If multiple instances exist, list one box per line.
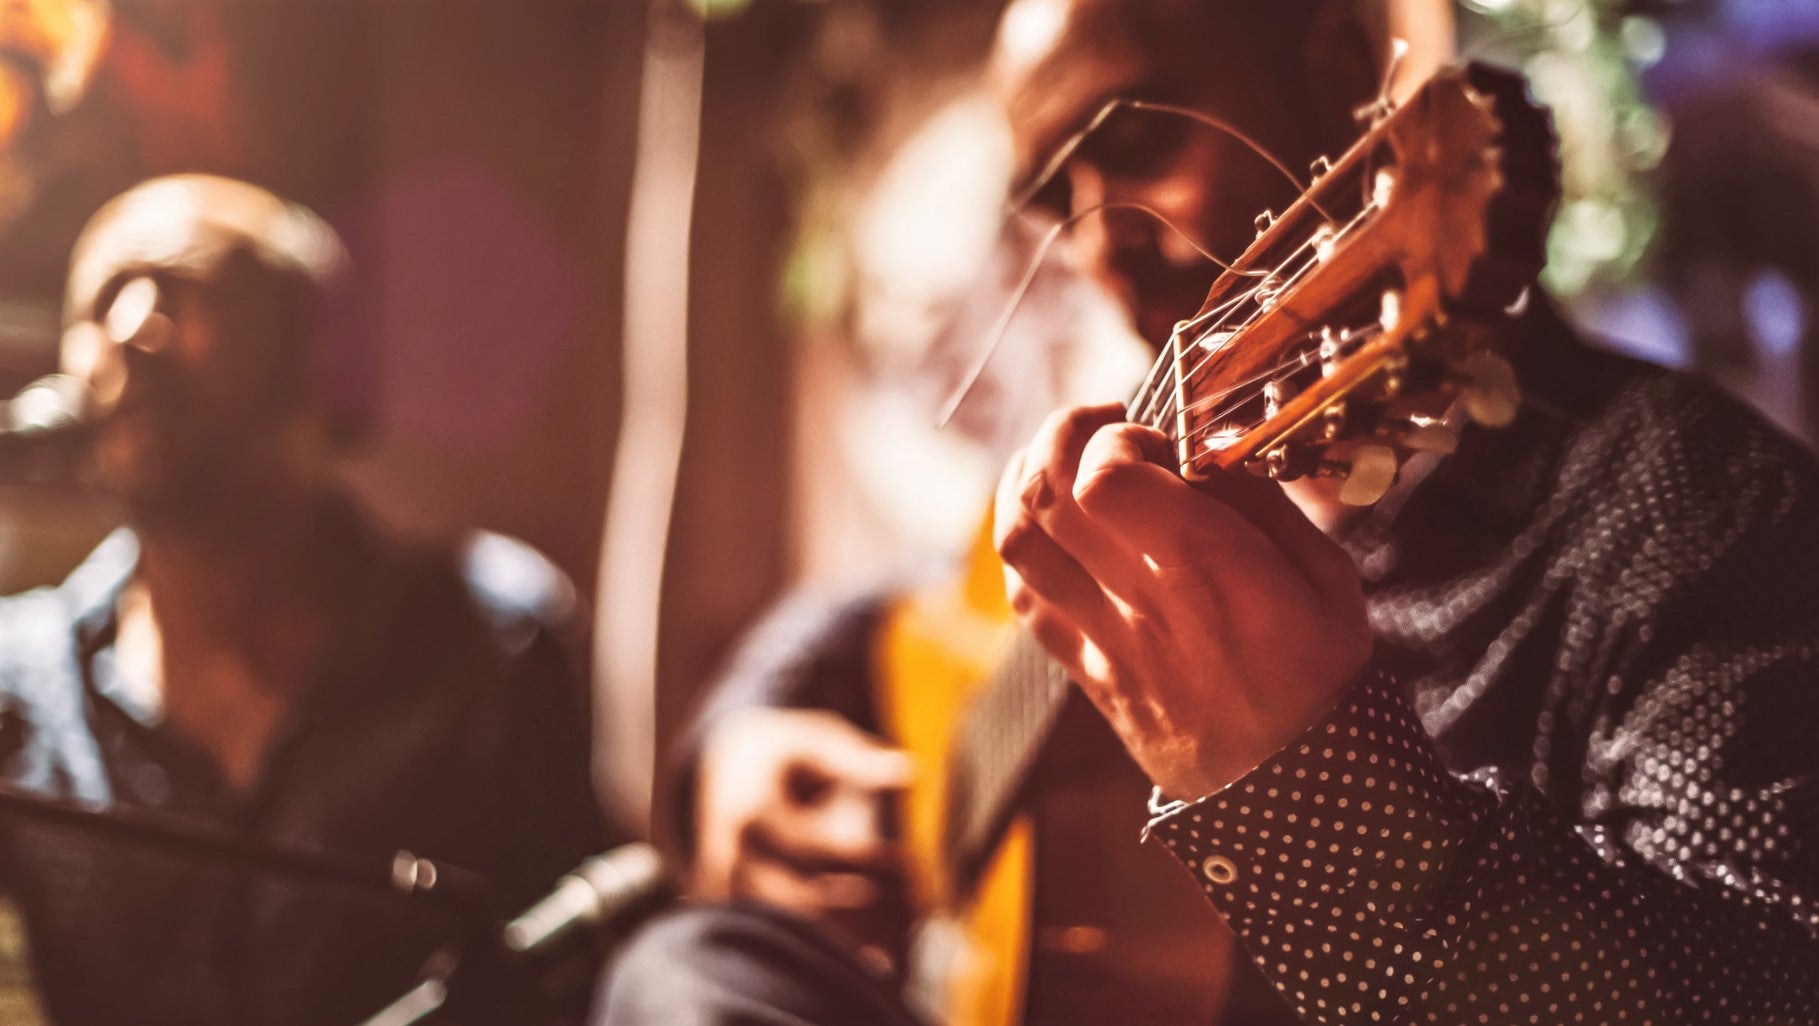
left=1201, top=854, right=1239, bottom=885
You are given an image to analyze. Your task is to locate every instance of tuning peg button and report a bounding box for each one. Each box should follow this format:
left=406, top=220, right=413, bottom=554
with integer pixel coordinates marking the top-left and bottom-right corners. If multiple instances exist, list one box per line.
left=1321, top=444, right=1400, bottom=507
left=1453, top=351, right=1521, bottom=428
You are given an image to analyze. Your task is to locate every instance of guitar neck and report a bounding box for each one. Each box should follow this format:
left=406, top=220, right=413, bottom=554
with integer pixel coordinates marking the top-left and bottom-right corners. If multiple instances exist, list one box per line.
left=936, top=359, right=1169, bottom=895
left=941, top=629, right=1075, bottom=897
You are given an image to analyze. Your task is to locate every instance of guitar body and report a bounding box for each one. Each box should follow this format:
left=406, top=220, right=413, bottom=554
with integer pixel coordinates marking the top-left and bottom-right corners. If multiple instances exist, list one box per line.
left=874, top=522, right=1241, bottom=1026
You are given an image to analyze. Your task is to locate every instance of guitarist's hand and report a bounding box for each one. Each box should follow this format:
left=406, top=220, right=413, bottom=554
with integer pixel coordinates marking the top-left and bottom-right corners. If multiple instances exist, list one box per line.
left=695, top=707, right=914, bottom=954
left=994, top=404, right=1372, bottom=800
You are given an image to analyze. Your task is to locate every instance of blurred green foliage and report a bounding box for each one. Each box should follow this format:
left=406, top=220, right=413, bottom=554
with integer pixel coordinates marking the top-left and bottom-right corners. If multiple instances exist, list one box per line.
left=1460, top=0, right=1670, bottom=296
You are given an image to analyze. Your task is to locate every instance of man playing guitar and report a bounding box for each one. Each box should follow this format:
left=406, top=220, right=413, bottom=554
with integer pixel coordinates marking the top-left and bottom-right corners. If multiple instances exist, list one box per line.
left=602, top=1, right=1819, bottom=1023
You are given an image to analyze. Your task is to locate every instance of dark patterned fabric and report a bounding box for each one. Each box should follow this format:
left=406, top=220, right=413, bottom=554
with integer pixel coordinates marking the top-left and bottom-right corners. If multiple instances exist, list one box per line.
left=1150, top=307, right=1819, bottom=1023
left=0, top=503, right=607, bottom=1026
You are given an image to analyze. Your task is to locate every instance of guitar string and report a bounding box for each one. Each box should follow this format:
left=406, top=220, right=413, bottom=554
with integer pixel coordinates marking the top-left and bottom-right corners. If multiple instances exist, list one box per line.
left=1163, top=194, right=1380, bottom=395
left=1164, top=35, right=1404, bottom=432
left=1122, top=60, right=1402, bottom=425
left=1173, top=325, right=1385, bottom=459
left=1154, top=49, right=1402, bottom=376
left=1115, top=100, right=1338, bottom=224
left=1133, top=241, right=1318, bottom=427
left=936, top=200, right=1263, bottom=429
left=1140, top=192, right=1385, bottom=429
left=1132, top=276, right=1296, bottom=433
left=1133, top=222, right=1343, bottom=429
left=1143, top=314, right=1384, bottom=457
left=1006, top=97, right=1327, bottom=221
left=1128, top=190, right=1367, bottom=423
left=1145, top=253, right=1329, bottom=428
left=1130, top=186, right=1381, bottom=424
left=1129, top=233, right=1323, bottom=426
left=1124, top=287, right=1260, bottom=425
left=1146, top=43, right=1459, bottom=461
left=948, top=85, right=1390, bottom=468
left=1170, top=319, right=1384, bottom=437
left=1161, top=343, right=1321, bottom=434
left=1013, top=70, right=1401, bottom=438
left=944, top=95, right=1331, bottom=428
left=988, top=111, right=1367, bottom=433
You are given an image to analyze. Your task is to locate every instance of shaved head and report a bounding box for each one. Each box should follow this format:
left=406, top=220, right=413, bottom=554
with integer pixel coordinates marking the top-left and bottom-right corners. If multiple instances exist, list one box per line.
left=60, top=176, right=354, bottom=521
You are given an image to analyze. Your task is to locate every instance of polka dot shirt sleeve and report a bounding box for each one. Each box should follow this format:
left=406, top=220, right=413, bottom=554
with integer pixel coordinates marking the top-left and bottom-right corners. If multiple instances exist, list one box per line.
left=1146, top=670, right=1819, bottom=1025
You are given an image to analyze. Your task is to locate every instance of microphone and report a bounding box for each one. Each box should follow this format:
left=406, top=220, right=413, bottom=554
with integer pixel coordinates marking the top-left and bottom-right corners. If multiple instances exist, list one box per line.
left=500, top=842, right=671, bottom=956
left=0, top=374, right=92, bottom=444
left=358, top=844, right=673, bottom=1026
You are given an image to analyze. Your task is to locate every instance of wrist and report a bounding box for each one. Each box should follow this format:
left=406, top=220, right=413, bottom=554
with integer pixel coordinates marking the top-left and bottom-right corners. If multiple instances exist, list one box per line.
left=1143, top=660, right=1382, bottom=802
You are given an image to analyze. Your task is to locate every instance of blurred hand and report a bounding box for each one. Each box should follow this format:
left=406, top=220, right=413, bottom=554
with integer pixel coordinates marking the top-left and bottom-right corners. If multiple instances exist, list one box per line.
left=993, top=404, right=1372, bottom=799
left=694, top=707, right=913, bottom=952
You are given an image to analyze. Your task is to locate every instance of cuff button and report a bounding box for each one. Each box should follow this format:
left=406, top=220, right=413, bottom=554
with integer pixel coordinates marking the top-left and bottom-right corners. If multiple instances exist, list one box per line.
left=1200, top=854, right=1238, bottom=885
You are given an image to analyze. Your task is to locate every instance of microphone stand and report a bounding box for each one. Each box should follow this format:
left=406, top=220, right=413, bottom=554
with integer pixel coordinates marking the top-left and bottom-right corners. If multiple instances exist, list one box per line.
left=0, top=783, right=534, bottom=1024
left=0, top=785, right=495, bottom=916
left=0, top=786, right=536, bottom=1023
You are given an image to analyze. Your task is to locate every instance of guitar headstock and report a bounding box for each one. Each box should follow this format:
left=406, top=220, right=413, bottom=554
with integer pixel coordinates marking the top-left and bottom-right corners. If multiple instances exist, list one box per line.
left=1133, top=63, right=1560, bottom=505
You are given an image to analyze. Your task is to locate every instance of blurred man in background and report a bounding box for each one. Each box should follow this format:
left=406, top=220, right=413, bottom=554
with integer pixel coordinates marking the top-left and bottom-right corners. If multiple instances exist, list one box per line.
left=0, top=174, right=607, bottom=1026
left=601, top=0, right=1819, bottom=1023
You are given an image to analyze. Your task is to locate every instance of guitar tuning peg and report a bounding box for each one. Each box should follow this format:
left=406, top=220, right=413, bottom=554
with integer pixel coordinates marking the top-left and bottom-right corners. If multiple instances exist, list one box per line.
left=1371, top=168, right=1397, bottom=209
left=1318, top=326, right=1347, bottom=378
left=1352, top=97, right=1396, bottom=127
left=1256, top=273, right=1285, bottom=310
left=1452, top=351, right=1521, bottom=428
left=1322, top=401, right=1347, bottom=440
left=1263, top=445, right=1298, bottom=481
left=1378, top=353, right=1408, bottom=399
left=1390, top=414, right=1459, bottom=454
left=1309, top=155, right=1333, bottom=179
left=1254, top=209, right=1276, bottom=236
left=1199, top=329, right=1235, bottom=352
left=1320, top=444, right=1400, bottom=506
left=1312, top=222, right=1338, bottom=263
left=1379, top=290, right=1402, bottom=333
left=1263, top=378, right=1295, bottom=419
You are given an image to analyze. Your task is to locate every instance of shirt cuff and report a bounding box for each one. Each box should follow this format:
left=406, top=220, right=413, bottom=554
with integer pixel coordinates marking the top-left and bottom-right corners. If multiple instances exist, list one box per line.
left=1145, top=668, right=1492, bottom=925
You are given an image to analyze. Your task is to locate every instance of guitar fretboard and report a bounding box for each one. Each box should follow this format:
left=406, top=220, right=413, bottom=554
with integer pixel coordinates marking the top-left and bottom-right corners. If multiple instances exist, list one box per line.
left=936, top=357, right=1172, bottom=893
left=941, top=629, right=1075, bottom=894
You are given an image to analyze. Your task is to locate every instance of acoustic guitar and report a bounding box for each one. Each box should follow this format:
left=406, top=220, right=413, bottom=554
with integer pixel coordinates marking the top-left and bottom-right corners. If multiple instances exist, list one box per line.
left=874, top=63, right=1561, bottom=1025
